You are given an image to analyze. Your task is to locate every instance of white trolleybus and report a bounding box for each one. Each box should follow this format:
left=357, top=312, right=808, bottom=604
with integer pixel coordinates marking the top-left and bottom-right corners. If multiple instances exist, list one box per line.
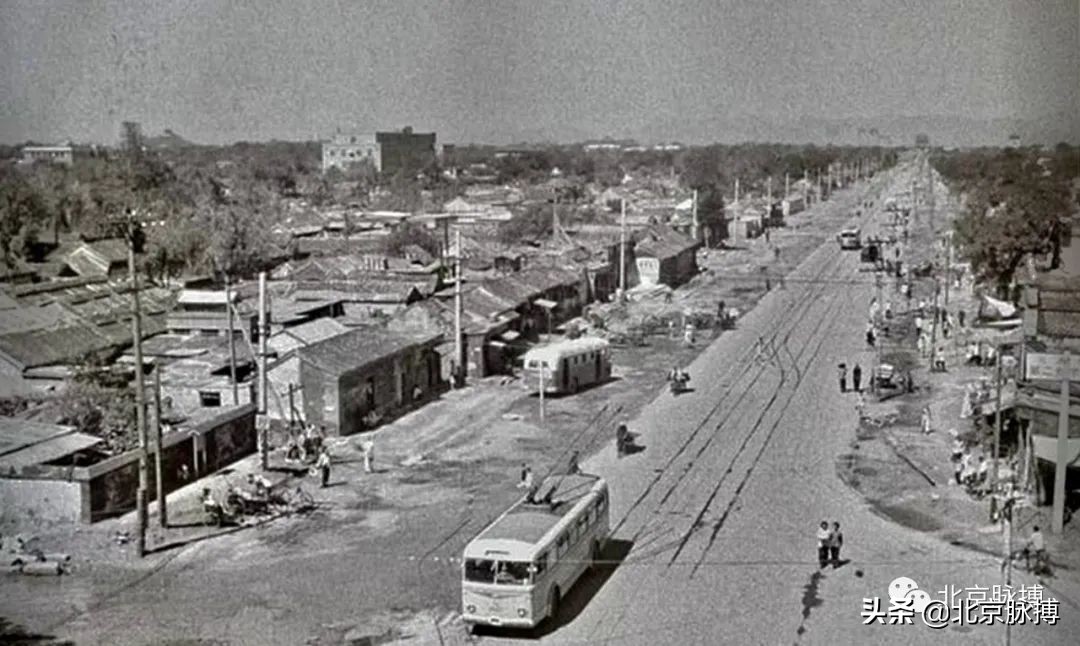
left=522, top=337, right=611, bottom=395
left=461, top=473, right=610, bottom=630
left=837, top=227, right=862, bottom=250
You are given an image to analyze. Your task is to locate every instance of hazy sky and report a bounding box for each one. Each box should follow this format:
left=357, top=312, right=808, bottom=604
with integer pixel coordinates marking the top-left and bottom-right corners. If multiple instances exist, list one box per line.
left=2, top=0, right=1077, bottom=145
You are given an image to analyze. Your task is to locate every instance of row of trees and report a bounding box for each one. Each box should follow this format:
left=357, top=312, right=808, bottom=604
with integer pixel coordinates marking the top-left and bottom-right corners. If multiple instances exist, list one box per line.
left=934, top=146, right=1079, bottom=297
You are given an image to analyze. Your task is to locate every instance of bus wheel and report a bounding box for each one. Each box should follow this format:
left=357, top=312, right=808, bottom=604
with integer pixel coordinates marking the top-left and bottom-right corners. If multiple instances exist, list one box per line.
left=548, top=587, right=561, bottom=623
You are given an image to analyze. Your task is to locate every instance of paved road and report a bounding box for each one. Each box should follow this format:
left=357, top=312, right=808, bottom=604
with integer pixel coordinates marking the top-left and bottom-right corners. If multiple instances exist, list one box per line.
left=7, top=163, right=1073, bottom=646
left=477, top=163, right=1078, bottom=645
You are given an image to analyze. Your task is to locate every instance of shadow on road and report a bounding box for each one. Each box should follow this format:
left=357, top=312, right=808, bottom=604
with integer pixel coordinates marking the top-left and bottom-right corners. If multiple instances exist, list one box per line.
left=0, top=617, right=73, bottom=645
left=472, top=538, right=635, bottom=640
left=525, top=376, right=624, bottom=400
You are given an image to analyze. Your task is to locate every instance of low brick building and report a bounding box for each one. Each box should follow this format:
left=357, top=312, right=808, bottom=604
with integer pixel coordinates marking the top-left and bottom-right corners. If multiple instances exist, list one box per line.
left=298, top=327, right=444, bottom=435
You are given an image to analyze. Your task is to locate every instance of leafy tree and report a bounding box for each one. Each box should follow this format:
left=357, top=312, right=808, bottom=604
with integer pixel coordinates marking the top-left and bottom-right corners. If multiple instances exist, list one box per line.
left=372, top=170, right=424, bottom=212
left=201, top=184, right=276, bottom=278
left=497, top=203, right=553, bottom=244
left=0, top=177, right=46, bottom=265
left=953, top=165, right=1071, bottom=297
left=58, top=353, right=137, bottom=454
left=697, top=188, right=727, bottom=248
left=382, top=223, right=441, bottom=258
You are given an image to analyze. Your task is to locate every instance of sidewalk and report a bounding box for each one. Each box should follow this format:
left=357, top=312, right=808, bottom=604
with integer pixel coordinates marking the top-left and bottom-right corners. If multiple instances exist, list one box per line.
left=836, top=177, right=1080, bottom=615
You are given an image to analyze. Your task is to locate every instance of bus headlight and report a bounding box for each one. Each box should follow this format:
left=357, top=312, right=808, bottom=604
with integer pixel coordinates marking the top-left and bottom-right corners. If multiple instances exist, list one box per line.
left=466, top=605, right=476, bottom=613
left=517, top=608, right=528, bottom=618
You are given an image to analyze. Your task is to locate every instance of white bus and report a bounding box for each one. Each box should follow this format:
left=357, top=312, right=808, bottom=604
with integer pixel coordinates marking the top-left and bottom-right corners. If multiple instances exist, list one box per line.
left=461, top=474, right=610, bottom=630
left=838, top=227, right=862, bottom=250
left=522, top=337, right=611, bottom=395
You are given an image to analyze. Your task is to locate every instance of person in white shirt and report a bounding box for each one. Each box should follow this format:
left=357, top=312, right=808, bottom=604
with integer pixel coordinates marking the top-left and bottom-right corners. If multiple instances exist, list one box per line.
left=316, top=447, right=332, bottom=488
left=817, top=521, right=832, bottom=569
left=1024, top=526, right=1046, bottom=571
left=517, top=464, right=534, bottom=489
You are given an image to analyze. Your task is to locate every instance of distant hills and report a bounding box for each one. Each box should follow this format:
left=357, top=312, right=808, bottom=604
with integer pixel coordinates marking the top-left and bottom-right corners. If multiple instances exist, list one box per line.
left=143, top=129, right=197, bottom=150
left=633, top=113, right=1079, bottom=148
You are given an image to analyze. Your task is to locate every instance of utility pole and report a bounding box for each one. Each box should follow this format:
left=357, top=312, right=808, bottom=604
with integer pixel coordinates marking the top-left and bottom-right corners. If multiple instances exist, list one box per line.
left=538, top=366, right=546, bottom=422
left=943, top=231, right=953, bottom=308
left=734, top=177, right=740, bottom=206
left=258, top=272, right=269, bottom=470
left=784, top=173, right=790, bottom=199
left=454, top=229, right=463, bottom=388
left=619, top=199, right=627, bottom=296
left=127, top=215, right=149, bottom=558
left=225, top=275, right=239, bottom=405
left=802, top=169, right=809, bottom=206
left=1052, top=354, right=1072, bottom=534
left=766, top=176, right=772, bottom=205
left=153, top=365, right=166, bottom=527
left=690, top=189, right=699, bottom=243
left=991, top=344, right=1004, bottom=492
left=875, top=272, right=884, bottom=386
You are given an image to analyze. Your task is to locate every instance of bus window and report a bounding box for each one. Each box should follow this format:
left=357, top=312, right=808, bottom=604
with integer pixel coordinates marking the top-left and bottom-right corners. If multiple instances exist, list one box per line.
left=465, top=558, right=496, bottom=583
left=534, top=552, right=549, bottom=577
left=556, top=533, right=569, bottom=557
left=494, top=561, right=532, bottom=585
left=528, top=360, right=539, bottom=368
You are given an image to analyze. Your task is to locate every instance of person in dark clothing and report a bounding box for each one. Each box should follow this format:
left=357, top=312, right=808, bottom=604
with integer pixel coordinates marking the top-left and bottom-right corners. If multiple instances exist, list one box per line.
left=852, top=364, right=863, bottom=393
left=838, top=363, right=847, bottom=393
left=829, top=522, right=844, bottom=567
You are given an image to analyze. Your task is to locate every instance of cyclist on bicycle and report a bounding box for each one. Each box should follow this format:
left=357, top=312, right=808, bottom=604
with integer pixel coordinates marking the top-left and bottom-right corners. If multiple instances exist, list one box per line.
left=1023, top=526, right=1046, bottom=572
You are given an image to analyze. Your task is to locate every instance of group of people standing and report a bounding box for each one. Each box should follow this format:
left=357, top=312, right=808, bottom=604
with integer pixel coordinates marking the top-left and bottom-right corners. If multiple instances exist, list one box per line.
left=816, top=521, right=845, bottom=569
left=837, top=362, right=864, bottom=393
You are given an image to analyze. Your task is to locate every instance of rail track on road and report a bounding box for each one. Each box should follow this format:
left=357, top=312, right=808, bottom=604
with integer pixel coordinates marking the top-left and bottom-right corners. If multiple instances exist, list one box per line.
left=586, top=236, right=856, bottom=643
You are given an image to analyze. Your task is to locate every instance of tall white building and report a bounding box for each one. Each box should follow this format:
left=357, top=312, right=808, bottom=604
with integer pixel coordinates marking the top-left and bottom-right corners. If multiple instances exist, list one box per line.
left=322, top=133, right=381, bottom=172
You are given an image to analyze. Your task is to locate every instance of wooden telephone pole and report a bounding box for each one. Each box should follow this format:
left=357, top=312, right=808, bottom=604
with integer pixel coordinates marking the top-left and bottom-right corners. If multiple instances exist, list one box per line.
left=126, top=213, right=149, bottom=557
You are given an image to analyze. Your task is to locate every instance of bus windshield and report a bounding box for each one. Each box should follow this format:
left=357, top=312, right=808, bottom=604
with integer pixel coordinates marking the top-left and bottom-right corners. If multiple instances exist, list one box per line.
left=464, top=559, right=532, bottom=585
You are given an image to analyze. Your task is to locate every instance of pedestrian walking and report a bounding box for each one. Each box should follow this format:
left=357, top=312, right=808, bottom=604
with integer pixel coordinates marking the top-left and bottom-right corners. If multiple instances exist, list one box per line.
left=976, top=456, right=989, bottom=487
left=567, top=450, right=581, bottom=475
left=684, top=323, right=696, bottom=346
left=920, top=406, right=933, bottom=435
left=852, top=364, right=863, bottom=393
left=517, top=463, right=534, bottom=489
left=361, top=439, right=374, bottom=473
left=817, top=521, right=832, bottom=569
left=958, top=310, right=966, bottom=328
left=829, top=522, right=844, bottom=567
left=838, top=363, right=848, bottom=393
left=865, top=323, right=876, bottom=347
left=316, top=446, right=332, bottom=488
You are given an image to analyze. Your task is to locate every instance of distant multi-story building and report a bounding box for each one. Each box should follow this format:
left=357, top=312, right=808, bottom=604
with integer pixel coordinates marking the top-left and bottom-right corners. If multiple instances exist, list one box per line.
left=20, top=143, right=74, bottom=166
left=376, top=126, right=436, bottom=176
left=322, top=133, right=381, bottom=173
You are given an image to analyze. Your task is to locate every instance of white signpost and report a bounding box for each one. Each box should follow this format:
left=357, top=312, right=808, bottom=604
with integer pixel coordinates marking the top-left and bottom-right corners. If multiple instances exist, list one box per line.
left=1025, top=352, right=1077, bottom=534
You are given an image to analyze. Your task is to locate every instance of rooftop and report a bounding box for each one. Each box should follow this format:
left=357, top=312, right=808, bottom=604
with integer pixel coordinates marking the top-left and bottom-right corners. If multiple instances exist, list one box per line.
left=475, top=474, right=602, bottom=545
left=298, top=326, right=441, bottom=376
left=0, top=417, right=102, bottom=471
